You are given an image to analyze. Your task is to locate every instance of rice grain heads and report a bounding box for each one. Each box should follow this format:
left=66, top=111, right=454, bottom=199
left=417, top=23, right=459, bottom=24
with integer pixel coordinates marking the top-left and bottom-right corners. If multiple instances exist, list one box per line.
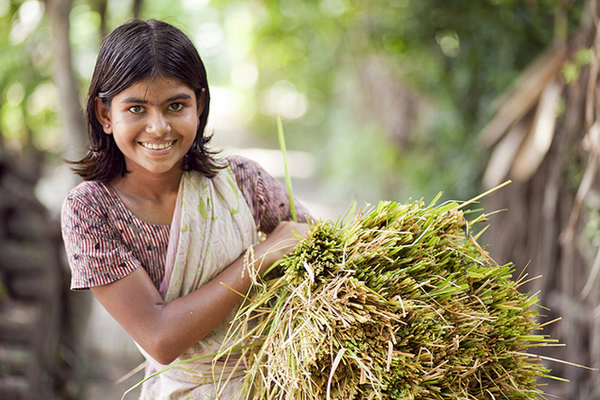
left=219, top=196, right=561, bottom=400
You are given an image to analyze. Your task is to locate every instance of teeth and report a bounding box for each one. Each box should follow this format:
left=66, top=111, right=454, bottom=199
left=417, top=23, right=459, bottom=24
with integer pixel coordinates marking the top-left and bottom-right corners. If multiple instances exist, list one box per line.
left=141, top=141, right=174, bottom=150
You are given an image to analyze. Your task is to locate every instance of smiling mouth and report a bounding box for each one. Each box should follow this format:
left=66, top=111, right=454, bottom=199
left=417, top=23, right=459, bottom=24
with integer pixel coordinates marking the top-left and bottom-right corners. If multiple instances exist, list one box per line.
left=140, top=141, right=175, bottom=150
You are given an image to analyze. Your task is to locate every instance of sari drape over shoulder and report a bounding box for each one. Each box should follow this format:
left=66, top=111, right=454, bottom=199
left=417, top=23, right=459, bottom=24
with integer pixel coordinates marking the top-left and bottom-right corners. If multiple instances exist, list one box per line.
left=139, top=168, right=258, bottom=400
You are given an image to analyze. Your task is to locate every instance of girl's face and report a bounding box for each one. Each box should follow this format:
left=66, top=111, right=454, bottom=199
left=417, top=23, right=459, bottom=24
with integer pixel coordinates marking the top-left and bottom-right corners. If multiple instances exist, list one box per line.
left=95, top=76, right=204, bottom=179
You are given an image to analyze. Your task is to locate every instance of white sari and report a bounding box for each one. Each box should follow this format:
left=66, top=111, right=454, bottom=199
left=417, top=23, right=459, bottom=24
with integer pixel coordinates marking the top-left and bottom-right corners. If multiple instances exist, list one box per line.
left=139, top=168, right=257, bottom=400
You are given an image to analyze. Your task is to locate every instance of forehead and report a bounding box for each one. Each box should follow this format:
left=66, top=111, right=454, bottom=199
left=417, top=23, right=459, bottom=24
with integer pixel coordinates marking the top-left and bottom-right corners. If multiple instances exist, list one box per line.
left=116, top=76, right=194, bottom=101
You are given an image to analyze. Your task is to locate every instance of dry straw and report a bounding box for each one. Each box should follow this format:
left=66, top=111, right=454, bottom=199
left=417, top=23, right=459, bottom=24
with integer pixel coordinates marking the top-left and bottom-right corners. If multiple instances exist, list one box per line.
left=215, top=183, right=567, bottom=400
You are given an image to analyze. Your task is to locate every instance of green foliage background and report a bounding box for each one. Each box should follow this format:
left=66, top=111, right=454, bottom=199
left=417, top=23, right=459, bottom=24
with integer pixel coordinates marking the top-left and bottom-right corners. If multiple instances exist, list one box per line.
left=0, top=0, right=585, bottom=211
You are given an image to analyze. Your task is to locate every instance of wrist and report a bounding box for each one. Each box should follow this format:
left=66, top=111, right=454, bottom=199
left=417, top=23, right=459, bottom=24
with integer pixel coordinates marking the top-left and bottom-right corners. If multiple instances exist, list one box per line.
left=249, top=240, right=285, bottom=276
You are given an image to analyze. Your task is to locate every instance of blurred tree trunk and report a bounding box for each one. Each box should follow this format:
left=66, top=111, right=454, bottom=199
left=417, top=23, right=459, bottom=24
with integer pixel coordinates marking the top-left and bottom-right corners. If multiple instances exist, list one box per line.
left=480, top=2, right=600, bottom=398
left=42, top=0, right=86, bottom=160
left=94, top=0, right=108, bottom=38
left=133, top=0, right=143, bottom=18
left=44, top=0, right=93, bottom=394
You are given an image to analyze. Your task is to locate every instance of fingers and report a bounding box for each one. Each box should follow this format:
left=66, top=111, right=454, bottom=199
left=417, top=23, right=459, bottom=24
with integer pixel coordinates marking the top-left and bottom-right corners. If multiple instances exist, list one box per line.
left=277, top=222, right=309, bottom=242
left=266, top=221, right=309, bottom=256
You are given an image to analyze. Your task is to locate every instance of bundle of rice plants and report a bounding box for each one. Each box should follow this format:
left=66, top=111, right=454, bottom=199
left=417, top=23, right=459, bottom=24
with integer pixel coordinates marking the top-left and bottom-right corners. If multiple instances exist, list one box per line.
left=217, top=191, right=563, bottom=400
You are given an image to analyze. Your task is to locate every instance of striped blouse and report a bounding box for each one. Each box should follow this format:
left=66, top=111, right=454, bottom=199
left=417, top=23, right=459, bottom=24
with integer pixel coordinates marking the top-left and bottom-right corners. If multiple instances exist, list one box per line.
left=61, top=155, right=310, bottom=291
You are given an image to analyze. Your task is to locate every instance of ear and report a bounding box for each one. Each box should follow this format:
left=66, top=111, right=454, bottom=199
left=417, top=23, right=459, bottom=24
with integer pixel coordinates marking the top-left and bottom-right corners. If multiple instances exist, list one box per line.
left=196, top=88, right=206, bottom=118
left=94, top=97, right=113, bottom=134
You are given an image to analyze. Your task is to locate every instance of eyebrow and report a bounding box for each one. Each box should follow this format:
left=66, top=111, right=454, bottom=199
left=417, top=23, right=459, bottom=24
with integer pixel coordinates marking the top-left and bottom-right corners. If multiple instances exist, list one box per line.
left=120, top=93, right=193, bottom=105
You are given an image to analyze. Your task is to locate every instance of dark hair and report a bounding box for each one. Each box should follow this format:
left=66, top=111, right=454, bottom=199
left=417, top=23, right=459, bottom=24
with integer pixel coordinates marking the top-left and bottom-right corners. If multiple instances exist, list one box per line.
left=70, top=19, right=222, bottom=181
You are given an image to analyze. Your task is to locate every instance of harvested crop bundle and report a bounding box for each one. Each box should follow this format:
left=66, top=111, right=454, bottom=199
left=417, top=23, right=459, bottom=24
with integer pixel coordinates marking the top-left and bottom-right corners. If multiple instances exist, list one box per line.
left=218, top=195, right=561, bottom=400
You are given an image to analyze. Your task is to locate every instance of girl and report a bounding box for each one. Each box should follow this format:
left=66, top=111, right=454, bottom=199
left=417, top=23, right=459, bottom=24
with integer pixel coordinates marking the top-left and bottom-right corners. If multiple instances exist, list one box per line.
left=61, top=19, right=311, bottom=399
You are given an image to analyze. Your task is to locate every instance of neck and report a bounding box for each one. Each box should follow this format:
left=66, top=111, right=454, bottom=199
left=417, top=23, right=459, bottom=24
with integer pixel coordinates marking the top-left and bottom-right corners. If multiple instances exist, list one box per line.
left=111, top=167, right=183, bottom=201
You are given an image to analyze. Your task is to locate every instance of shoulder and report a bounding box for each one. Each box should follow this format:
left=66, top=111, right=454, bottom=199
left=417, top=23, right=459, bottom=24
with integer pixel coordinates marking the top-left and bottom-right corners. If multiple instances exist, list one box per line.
left=62, top=180, right=116, bottom=220
left=67, top=180, right=108, bottom=197
left=64, top=180, right=112, bottom=204
left=225, top=154, right=263, bottom=176
left=224, top=154, right=270, bottom=189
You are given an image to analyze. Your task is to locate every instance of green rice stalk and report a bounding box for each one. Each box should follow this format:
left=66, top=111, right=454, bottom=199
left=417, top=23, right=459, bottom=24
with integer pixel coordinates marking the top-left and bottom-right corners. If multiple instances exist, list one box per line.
left=217, top=195, right=564, bottom=400
left=276, top=115, right=297, bottom=223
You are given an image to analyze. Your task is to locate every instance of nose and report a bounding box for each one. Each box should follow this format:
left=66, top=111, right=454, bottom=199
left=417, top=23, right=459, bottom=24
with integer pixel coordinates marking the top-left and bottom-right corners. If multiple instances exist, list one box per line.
left=146, top=111, right=171, bottom=136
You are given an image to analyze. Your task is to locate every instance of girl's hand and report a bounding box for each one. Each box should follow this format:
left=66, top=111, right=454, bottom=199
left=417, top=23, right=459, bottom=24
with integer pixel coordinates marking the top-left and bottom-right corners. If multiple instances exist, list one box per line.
left=267, top=220, right=309, bottom=253
left=253, top=221, right=309, bottom=276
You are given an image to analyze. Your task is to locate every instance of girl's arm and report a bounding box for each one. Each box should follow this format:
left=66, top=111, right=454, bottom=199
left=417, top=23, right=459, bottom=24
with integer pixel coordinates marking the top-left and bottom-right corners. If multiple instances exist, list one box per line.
left=90, top=220, right=308, bottom=365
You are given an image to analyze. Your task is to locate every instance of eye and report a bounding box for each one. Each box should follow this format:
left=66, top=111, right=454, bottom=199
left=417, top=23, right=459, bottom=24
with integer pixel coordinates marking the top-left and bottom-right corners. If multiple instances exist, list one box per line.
left=168, top=102, right=184, bottom=112
left=129, top=105, right=145, bottom=114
